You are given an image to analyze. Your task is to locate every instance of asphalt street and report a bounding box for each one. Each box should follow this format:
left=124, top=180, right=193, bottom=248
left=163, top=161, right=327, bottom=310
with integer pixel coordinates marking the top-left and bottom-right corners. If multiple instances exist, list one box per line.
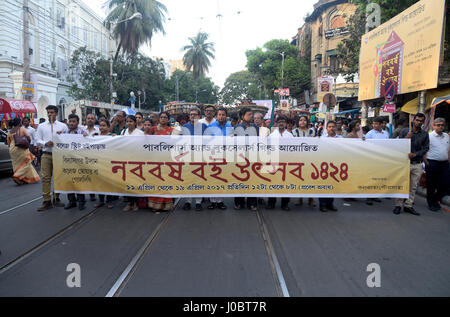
left=0, top=172, right=449, bottom=297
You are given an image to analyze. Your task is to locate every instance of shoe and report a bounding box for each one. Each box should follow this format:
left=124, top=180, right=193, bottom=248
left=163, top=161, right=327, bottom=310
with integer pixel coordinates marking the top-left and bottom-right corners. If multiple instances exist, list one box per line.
left=404, top=207, right=420, bottom=216
left=282, top=205, right=290, bottom=211
left=207, top=203, right=217, bottom=210
left=64, top=202, right=77, bottom=210
left=217, top=202, right=227, bottom=210
left=133, top=204, right=139, bottom=212
left=428, top=205, right=440, bottom=212
left=107, top=204, right=114, bottom=209
left=37, top=201, right=53, bottom=212
left=183, top=202, right=191, bottom=211
left=94, top=202, right=105, bottom=208
left=328, top=205, right=338, bottom=212
left=123, top=204, right=132, bottom=212
left=78, top=202, right=86, bottom=211
left=373, top=198, right=382, bottom=203
left=53, top=198, right=65, bottom=208
left=234, top=205, right=242, bottom=210
left=320, top=206, right=327, bottom=212
left=195, top=204, right=203, bottom=212
left=366, top=199, right=373, bottom=206
left=393, top=206, right=401, bottom=215
left=265, top=204, right=275, bottom=210
left=250, top=206, right=257, bottom=212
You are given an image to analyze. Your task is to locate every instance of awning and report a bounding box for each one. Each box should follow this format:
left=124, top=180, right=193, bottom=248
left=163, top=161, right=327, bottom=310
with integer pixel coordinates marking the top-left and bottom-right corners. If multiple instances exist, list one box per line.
left=0, top=99, right=37, bottom=120
left=401, top=88, right=450, bottom=114
left=430, top=95, right=450, bottom=108
left=334, top=108, right=361, bottom=115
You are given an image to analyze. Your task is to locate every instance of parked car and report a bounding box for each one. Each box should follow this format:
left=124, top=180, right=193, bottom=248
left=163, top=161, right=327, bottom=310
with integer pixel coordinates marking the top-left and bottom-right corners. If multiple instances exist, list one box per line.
left=0, top=130, right=13, bottom=174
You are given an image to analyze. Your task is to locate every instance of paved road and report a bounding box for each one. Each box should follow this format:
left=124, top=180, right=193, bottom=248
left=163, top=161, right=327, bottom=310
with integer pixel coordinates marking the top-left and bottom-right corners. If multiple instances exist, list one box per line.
left=0, top=174, right=449, bottom=297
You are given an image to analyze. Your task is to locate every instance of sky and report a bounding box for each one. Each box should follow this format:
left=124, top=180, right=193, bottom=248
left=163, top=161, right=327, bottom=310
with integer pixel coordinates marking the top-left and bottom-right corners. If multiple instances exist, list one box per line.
left=81, top=0, right=317, bottom=89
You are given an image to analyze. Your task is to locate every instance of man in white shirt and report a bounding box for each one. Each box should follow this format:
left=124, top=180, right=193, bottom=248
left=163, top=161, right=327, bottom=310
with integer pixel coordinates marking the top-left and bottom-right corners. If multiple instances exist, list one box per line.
left=254, top=112, right=271, bottom=137
left=319, top=121, right=340, bottom=212
left=425, top=118, right=449, bottom=211
left=84, top=113, right=100, bottom=137
left=267, top=116, right=293, bottom=211
left=35, top=105, right=68, bottom=211
left=22, top=117, right=36, bottom=153
left=199, top=105, right=217, bottom=126
left=365, top=117, right=389, bottom=139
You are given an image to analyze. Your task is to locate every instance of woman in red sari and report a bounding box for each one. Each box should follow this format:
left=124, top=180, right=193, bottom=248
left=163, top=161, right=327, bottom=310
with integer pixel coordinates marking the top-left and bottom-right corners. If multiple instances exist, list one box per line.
left=146, top=112, right=175, bottom=212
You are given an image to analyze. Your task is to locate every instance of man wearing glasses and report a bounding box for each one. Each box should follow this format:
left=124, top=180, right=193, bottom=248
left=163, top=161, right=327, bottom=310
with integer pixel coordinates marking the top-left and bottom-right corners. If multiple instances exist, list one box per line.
left=199, top=105, right=217, bottom=126
left=393, top=113, right=429, bottom=216
left=425, top=118, right=449, bottom=212
left=182, top=107, right=208, bottom=211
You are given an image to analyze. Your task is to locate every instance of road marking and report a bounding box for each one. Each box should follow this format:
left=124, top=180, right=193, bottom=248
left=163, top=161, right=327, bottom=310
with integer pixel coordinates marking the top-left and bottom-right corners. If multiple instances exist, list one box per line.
left=0, top=196, right=42, bottom=216
left=106, top=198, right=180, bottom=297
left=256, top=211, right=290, bottom=297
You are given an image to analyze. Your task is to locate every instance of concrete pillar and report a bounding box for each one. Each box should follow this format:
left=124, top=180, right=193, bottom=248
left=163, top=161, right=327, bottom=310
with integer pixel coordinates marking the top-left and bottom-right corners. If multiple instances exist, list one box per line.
left=418, top=90, right=426, bottom=114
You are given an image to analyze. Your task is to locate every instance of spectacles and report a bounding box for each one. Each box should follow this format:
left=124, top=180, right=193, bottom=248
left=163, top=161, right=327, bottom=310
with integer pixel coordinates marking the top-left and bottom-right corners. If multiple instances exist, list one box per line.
left=435, top=124, right=445, bottom=127
left=160, top=116, right=169, bottom=119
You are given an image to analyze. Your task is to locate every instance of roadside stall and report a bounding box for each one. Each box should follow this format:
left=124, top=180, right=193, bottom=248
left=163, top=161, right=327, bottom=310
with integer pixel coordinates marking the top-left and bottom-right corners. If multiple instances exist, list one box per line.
left=0, top=99, right=38, bottom=129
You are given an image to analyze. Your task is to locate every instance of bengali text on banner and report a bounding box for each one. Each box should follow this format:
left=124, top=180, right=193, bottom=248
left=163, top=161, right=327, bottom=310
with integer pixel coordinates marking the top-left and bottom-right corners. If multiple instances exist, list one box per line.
left=54, top=135, right=410, bottom=198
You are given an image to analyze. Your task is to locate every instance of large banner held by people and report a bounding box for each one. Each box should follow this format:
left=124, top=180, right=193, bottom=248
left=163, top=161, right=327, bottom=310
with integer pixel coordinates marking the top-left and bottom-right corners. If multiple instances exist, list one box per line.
left=54, top=135, right=410, bottom=198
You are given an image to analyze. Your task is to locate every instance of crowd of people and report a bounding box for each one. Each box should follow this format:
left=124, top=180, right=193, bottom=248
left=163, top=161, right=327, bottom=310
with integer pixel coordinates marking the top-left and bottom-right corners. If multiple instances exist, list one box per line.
left=3, top=104, right=449, bottom=216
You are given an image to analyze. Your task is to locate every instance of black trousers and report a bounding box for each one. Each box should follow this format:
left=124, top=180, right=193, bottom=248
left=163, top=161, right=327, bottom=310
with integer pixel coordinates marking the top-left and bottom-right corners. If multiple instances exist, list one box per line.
left=425, top=160, right=449, bottom=207
left=319, top=198, right=334, bottom=208
left=68, top=193, right=86, bottom=204
left=98, top=194, right=113, bottom=203
left=235, top=197, right=257, bottom=208
left=268, top=198, right=290, bottom=208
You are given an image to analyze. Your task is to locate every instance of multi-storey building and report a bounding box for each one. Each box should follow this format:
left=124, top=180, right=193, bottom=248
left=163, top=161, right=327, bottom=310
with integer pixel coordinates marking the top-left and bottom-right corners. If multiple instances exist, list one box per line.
left=292, top=0, right=359, bottom=107
left=0, top=0, right=116, bottom=119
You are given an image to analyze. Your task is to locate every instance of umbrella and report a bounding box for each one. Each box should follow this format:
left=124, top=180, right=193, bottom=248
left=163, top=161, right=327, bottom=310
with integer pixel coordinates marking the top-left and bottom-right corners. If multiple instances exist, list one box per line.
left=430, top=95, right=450, bottom=108
left=119, top=108, right=136, bottom=116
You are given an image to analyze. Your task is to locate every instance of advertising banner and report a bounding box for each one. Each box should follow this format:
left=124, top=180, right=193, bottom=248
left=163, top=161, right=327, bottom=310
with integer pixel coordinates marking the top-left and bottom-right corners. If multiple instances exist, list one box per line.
left=253, top=100, right=273, bottom=120
left=54, top=135, right=410, bottom=198
left=317, top=76, right=334, bottom=102
left=358, top=0, right=445, bottom=101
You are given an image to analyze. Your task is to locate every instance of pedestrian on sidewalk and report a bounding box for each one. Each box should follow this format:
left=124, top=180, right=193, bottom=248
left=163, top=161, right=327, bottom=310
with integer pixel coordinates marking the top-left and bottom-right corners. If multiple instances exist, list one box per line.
left=424, top=118, right=449, bottom=212
left=35, top=105, right=67, bottom=212
left=393, top=113, right=429, bottom=216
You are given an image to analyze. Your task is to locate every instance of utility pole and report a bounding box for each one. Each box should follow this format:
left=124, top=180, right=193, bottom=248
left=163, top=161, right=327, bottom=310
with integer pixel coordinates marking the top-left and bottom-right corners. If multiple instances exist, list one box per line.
left=23, top=0, right=30, bottom=100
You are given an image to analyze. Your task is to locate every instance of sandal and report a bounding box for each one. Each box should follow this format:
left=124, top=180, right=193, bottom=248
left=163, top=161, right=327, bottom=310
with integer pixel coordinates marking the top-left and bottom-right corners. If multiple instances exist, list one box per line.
left=123, top=204, right=132, bottom=212
left=107, top=204, right=114, bottom=209
left=234, top=205, right=242, bottom=210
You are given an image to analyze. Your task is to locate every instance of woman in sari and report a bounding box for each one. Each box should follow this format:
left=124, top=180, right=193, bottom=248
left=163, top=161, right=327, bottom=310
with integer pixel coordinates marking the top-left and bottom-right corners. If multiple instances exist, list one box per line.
left=7, top=118, right=40, bottom=185
left=147, top=112, right=175, bottom=212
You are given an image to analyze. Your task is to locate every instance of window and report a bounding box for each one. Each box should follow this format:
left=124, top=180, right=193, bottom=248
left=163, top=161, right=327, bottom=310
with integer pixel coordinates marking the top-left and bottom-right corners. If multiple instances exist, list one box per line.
left=83, top=26, right=88, bottom=43
left=71, top=17, right=77, bottom=41
left=102, top=36, right=107, bottom=54
left=94, top=32, right=98, bottom=51
left=330, top=15, right=345, bottom=29
left=329, top=55, right=340, bottom=73
left=56, top=8, right=65, bottom=29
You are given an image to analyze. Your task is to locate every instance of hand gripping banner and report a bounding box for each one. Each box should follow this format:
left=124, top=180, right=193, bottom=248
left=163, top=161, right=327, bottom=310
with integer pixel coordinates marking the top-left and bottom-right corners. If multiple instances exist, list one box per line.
left=54, top=135, right=410, bottom=198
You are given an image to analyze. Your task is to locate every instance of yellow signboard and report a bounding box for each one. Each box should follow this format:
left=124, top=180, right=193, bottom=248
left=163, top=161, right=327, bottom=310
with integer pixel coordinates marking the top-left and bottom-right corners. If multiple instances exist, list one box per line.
left=53, top=135, right=410, bottom=198
left=358, top=0, right=445, bottom=101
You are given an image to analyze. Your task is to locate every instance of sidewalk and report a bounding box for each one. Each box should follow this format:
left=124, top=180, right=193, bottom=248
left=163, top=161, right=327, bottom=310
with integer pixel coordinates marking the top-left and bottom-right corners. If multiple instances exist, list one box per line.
left=416, top=186, right=450, bottom=207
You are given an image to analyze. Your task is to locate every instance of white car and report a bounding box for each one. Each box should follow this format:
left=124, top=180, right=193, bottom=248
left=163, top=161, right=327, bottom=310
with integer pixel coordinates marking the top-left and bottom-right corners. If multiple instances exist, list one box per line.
left=0, top=130, right=13, bottom=174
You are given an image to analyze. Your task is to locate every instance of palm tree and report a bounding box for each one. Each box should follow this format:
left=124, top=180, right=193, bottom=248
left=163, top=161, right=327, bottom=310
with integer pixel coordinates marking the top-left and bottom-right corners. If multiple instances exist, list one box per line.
left=104, top=0, right=167, bottom=61
left=182, top=32, right=216, bottom=80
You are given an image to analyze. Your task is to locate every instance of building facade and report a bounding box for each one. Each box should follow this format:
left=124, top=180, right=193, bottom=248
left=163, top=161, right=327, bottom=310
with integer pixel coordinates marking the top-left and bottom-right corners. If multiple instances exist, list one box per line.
left=0, top=0, right=116, bottom=119
left=292, top=0, right=359, bottom=106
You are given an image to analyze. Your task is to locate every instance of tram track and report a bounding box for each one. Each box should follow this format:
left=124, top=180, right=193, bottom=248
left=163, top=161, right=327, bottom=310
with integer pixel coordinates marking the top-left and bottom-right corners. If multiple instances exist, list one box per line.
left=0, top=206, right=101, bottom=274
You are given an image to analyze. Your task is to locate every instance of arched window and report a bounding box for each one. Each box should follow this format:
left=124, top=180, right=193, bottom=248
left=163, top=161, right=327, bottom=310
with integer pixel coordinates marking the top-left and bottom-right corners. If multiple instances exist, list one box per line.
left=330, top=15, right=345, bottom=29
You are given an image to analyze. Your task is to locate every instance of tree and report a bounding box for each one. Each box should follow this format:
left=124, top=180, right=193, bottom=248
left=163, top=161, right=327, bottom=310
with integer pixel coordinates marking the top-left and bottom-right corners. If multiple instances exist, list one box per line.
left=246, top=39, right=310, bottom=100
left=182, top=32, right=216, bottom=80
left=68, top=47, right=170, bottom=109
left=105, top=0, right=167, bottom=61
left=220, top=71, right=261, bottom=105
left=166, top=70, right=219, bottom=104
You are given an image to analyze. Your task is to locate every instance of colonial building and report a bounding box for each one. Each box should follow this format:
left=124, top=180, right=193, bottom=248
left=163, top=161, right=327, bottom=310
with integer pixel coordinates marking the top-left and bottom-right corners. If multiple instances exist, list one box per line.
left=292, top=0, right=359, bottom=108
left=0, top=0, right=116, bottom=119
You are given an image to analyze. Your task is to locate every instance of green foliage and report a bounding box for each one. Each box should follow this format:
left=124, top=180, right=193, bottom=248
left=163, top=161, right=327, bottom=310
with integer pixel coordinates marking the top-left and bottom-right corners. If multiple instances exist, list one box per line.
left=68, top=47, right=169, bottom=110
left=245, top=39, right=310, bottom=99
left=220, top=71, right=261, bottom=105
left=105, top=0, right=167, bottom=59
left=182, top=32, right=216, bottom=80
left=166, top=70, right=219, bottom=104
left=351, top=0, right=420, bottom=24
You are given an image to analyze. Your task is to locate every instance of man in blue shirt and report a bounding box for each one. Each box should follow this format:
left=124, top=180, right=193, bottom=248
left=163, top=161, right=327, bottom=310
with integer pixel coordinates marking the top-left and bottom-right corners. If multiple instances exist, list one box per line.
left=182, top=107, right=208, bottom=211
left=205, top=107, right=233, bottom=210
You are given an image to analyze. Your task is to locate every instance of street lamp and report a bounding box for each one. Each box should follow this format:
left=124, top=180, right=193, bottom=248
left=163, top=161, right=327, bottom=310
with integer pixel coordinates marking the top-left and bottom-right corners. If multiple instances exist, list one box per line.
left=108, top=12, right=143, bottom=115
